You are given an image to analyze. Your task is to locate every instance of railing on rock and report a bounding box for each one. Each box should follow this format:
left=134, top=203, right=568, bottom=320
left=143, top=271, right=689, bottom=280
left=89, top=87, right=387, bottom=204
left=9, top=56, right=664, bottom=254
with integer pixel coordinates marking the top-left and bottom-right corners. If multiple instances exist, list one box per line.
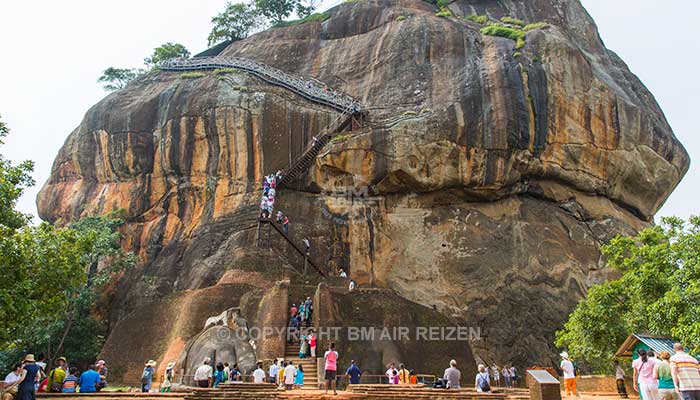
left=161, top=56, right=363, bottom=114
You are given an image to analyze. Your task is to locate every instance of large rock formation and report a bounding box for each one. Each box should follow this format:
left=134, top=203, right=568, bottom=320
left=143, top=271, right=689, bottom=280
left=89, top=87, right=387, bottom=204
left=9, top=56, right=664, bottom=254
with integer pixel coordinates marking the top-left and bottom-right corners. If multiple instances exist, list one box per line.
left=38, top=0, right=689, bottom=378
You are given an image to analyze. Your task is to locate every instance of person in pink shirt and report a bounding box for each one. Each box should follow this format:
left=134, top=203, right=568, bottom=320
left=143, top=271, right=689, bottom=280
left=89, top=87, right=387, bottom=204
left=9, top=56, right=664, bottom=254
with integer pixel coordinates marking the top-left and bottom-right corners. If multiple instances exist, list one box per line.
left=309, top=333, right=317, bottom=358
left=324, top=342, right=339, bottom=395
left=633, top=349, right=660, bottom=400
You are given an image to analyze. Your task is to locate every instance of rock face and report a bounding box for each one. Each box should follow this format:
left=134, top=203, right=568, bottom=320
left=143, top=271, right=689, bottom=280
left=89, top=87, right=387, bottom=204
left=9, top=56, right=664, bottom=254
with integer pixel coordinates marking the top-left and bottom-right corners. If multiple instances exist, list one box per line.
left=38, top=0, right=689, bottom=375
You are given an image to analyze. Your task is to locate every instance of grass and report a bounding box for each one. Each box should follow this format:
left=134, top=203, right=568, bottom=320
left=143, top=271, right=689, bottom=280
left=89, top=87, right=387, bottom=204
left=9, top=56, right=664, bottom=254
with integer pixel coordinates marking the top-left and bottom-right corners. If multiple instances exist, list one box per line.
left=435, top=7, right=452, bottom=17
left=331, top=134, right=353, bottom=143
left=524, top=22, right=549, bottom=31
left=213, top=67, right=242, bottom=76
left=465, top=14, right=489, bottom=25
left=501, top=16, right=525, bottom=27
left=273, top=12, right=330, bottom=28
left=180, top=72, right=207, bottom=79
left=480, top=24, right=526, bottom=49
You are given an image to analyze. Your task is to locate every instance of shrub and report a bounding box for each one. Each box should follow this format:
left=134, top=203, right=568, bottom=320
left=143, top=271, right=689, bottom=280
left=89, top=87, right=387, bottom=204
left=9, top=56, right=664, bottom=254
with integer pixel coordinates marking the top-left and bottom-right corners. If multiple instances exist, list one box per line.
left=524, top=22, right=549, bottom=31
left=480, top=24, right=526, bottom=49
left=396, top=15, right=406, bottom=22
left=436, top=0, right=449, bottom=8
left=331, top=134, right=352, bottom=142
left=213, top=68, right=245, bottom=77
left=513, top=52, right=522, bottom=58
left=501, top=16, right=525, bottom=27
left=466, top=14, right=488, bottom=25
left=180, top=72, right=207, bottom=79
left=435, top=7, right=452, bottom=18
left=273, top=12, right=330, bottom=27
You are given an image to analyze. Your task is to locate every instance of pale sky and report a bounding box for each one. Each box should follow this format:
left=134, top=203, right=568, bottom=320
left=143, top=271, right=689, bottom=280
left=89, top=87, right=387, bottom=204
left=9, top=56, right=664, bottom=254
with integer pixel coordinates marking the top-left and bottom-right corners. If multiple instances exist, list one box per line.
left=0, top=1, right=696, bottom=222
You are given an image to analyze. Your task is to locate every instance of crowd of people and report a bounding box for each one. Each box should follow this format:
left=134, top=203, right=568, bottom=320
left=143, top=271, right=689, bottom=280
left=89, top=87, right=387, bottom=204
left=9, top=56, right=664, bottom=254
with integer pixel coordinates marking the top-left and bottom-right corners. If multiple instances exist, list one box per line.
left=192, top=358, right=244, bottom=388
left=260, top=172, right=282, bottom=220
left=1, top=354, right=108, bottom=400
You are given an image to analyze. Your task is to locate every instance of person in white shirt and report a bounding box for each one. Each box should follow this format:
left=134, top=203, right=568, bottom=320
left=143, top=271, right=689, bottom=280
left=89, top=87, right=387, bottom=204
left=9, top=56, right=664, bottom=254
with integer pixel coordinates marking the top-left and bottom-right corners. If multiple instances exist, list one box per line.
left=560, top=352, right=577, bottom=397
left=283, top=361, right=296, bottom=390
left=269, top=360, right=280, bottom=384
left=193, top=358, right=213, bottom=388
left=385, top=363, right=398, bottom=384
left=252, top=363, right=266, bottom=384
left=614, top=360, right=628, bottom=398
left=3, top=363, right=23, bottom=399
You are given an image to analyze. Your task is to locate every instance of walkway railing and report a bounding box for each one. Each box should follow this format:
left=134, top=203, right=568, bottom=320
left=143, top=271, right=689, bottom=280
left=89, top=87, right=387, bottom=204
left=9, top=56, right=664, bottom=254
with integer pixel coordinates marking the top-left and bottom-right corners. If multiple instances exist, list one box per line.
left=161, top=56, right=363, bottom=114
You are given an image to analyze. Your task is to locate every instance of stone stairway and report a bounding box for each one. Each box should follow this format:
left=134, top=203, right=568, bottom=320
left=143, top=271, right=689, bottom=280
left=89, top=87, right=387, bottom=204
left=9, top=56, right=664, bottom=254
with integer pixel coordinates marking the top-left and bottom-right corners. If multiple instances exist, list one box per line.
left=283, top=324, right=319, bottom=389
left=184, top=383, right=281, bottom=399
left=277, top=113, right=354, bottom=188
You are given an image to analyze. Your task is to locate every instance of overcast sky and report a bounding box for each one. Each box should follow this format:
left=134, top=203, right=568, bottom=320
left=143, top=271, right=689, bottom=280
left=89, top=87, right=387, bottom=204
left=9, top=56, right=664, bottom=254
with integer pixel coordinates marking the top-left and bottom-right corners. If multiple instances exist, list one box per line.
left=0, top=0, right=696, bottom=222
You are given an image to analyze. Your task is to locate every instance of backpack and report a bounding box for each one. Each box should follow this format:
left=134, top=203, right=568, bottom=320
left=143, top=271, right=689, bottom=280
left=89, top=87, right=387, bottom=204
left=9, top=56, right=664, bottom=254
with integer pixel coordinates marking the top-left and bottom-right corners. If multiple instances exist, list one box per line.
left=141, top=368, right=151, bottom=385
left=478, top=373, right=491, bottom=392
left=50, top=369, right=63, bottom=392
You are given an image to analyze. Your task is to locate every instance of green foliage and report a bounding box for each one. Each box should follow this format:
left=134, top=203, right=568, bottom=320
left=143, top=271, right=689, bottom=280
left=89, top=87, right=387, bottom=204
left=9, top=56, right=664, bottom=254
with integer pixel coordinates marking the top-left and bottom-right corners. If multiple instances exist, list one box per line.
left=97, top=67, right=140, bottom=92
left=331, top=134, right=352, bottom=142
left=208, top=1, right=263, bottom=46
left=556, top=216, right=700, bottom=372
left=501, top=16, right=525, bottom=27
left=0, top=117, right=34, bottom=230
left=435, top=7, right=452, bottom=18
left=436, top=0, right=449, bottom=8
left=480, top=24, right=526, bottom=49
left=180, top=72, right=207, bottom=79
left=513, top=51, right=522, bottom=58
left=466, top=14, right=488, bottom=25
left=273, top=12, right=329, bottom=27
left=0, top=116, right=135, bottom=370
left=296, top=0, right=320, bottom=19
left=524, top=22, right=549, bottom=31
left=255, top=0, right=300, bottom=24
left=213, top=68, right=242, bottom=76
left=396, top=15, right=406, bottom=22
left=144, top=42, right=190, bottom=69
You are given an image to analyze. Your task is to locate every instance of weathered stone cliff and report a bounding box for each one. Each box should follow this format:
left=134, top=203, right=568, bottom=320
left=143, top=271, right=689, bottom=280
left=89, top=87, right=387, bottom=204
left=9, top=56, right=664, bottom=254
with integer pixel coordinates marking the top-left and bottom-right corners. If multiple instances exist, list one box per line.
left=38, top=0, right=689, bottom=377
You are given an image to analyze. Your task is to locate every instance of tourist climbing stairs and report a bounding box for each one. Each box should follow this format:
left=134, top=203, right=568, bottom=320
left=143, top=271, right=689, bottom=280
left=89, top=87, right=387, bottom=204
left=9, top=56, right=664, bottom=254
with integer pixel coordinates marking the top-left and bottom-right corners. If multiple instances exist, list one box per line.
left=284, top=318, right=319, bottom=389
left=277, top=109, right=355, bottom=188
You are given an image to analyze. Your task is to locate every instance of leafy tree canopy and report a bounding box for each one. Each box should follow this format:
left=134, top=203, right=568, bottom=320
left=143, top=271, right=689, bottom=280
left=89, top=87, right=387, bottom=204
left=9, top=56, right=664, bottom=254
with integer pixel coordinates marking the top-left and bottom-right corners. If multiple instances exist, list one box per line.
left=555, top=216, right=700, bottom=373
left=254, top=0, right=300, bottom=24
left=97, top=67, right=140, bottom=92
left=0, top=116, right=135, bottom=370
left=144, top=42, right=190, bottom=68
left=208, top=2, right=263, bottom=46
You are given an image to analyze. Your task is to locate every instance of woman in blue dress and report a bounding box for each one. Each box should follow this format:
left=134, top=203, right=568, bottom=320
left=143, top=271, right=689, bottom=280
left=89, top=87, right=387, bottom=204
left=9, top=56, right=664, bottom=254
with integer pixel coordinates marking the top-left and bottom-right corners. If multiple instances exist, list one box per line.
left=17, top=354, right=42, bottom=400
left=294, top=364, right=305, bottom=388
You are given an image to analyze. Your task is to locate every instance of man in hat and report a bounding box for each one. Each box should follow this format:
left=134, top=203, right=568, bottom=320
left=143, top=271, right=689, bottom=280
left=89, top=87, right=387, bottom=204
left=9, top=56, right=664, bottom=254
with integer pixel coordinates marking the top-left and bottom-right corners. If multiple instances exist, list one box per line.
left=95, top=360, right=108, bottom=391
left=560, top=352, right=577, bottom=397
left=48, top=357, right=67, bottom=392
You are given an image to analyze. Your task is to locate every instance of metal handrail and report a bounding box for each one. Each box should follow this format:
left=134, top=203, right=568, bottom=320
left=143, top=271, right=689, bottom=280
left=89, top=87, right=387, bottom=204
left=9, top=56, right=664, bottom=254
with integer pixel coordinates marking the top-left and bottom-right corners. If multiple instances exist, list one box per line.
left=161, top=56, right=363, bottom=114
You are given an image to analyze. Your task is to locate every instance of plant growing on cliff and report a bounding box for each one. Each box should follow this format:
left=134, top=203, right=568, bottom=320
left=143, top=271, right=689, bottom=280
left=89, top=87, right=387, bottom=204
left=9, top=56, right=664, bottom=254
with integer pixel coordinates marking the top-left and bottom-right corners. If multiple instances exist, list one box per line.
left=501, top=16, right=525, bottom=27
left=555, top=216, right=700, bottom=373
left=208, top=1, right=263, bottom=45
left=144, top=42, right=190, bottom=69
left=273, top=12, right=329, bottom=27
left=97, top=67, right=140, bottom=92
left=465, top=14, right=488, bottom=25
left=480, top=24, right=526, bottom=49
left=255, top=0, right=301, bottom=24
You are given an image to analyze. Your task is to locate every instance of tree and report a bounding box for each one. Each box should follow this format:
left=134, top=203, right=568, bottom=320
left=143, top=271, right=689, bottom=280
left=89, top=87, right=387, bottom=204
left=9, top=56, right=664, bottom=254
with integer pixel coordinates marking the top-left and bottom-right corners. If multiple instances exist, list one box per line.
left=254, top=0, right=300, bottom=24
left=0, top=116, right=34, bottom=230
left=555, top=216, right=700, bottom=373
left=208, top=2, right=263, bottom=46
left=97, top=67, right=139, bottom=92
left=295, top=0, right=319, bottom=19
left=0, top=116, right=135, bottom=369
left=144, top=42, right=190, bottom=69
